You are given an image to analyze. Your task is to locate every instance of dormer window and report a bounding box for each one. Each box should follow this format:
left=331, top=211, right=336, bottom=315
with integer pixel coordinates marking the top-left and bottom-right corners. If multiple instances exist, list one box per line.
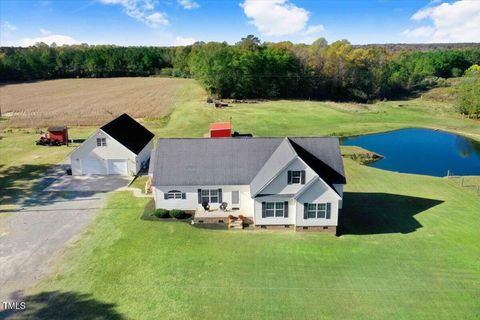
left=96, top=137, right=107, bottom=147
left=288, top=170, right=305, bottom=184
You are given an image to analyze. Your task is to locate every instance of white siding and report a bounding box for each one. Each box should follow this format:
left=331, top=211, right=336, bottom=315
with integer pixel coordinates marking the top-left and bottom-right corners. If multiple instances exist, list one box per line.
left=253, top=197, right=296, bottom=225
left=259, top=158, right=316, bottom=195
left=70, top=129, right=153, bottom=176
left=153, top=185, right=254, bottom=216
left=295, top=179, right=340, bottom=227
left=136, top=139, right=154, bottom=172
left=151, top=155, right=344, bottom=228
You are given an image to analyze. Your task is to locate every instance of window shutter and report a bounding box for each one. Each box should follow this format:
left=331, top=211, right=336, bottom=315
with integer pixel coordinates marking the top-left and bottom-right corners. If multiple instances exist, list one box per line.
left=301, top=170, right=306, bottom=184
left=304, top=203, right=308, bottom=219
left=182, top=193, right=186, bottom=199
left=218, top=188, right=222, bottom=203
left=284, top=201, right=288, bottom=218
left=164, top=193, right=168, bottom=200
left=287, top=171, right=292, bottom=184
left=326, top=203, right=331, bottom=219
left=232, top=191, right=239, bottom=204
left=197, top=189, right=202, bottom=203
left=262, top=202, right=266, bottom=218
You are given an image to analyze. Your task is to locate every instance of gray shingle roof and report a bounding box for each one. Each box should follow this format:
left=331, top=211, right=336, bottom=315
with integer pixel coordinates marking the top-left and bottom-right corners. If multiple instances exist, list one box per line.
left=250, top=138, right=297, bottom=196
left=152, top=137, right=346, bottom=187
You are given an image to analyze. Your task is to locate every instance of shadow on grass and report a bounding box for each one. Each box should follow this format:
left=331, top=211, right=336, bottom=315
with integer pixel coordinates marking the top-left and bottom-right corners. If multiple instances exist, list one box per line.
left=0, top=164, right=97, bottom=208
left=338, top=192, right=443, bottom=235
left=0, top=291, right=124, bottom=320
left=0, top=164, right=53, bottom=205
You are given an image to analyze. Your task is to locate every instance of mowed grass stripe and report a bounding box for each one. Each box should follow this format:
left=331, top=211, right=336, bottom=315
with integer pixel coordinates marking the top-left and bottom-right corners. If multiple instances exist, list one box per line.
left=30, top=158, right=480, bottom=319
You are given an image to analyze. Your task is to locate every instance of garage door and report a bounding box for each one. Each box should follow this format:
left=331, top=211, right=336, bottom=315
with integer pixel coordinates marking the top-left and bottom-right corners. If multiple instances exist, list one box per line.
left=108, top=160, right=128, bottom=175
left=81, top=159, right=103, bottom=175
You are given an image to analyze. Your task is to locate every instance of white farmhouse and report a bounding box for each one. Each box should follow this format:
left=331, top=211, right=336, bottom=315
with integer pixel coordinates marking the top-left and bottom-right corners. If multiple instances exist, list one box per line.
left=150, top=137, right=346, bottom=233
left=70, top=113, right=154, bottom=176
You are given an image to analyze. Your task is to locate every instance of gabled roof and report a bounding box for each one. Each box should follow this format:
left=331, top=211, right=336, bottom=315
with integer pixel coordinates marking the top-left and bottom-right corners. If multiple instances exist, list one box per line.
left=210, top=122, right=232, bottom=131
left=152, top=138, right=281, bottom=186
left=100, top=113, right=154, bottom=155
left=288, top=138, right=346, bottom=186
left=152, top=137, right=346, bottom=189
left=48, top=126, right=67, bottom=131
left=249, top=137, right=346, bottom=196
left=250, top=138, right=297, bottom=196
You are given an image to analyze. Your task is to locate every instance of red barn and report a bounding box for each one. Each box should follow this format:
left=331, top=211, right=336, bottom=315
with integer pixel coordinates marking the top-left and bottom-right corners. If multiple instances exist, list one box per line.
left=210, top=122, right=232, bottom=138
left=48, top=126, right=68, bottom=144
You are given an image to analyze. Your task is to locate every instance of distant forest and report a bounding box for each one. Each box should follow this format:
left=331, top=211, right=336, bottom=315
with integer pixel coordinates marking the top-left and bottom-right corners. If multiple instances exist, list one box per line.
left=1, top=36, right=479, bottom=103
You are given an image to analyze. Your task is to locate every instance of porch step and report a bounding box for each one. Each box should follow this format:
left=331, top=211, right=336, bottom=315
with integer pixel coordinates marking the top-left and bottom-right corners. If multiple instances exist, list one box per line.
left=228, top=219, right=244, bottom=230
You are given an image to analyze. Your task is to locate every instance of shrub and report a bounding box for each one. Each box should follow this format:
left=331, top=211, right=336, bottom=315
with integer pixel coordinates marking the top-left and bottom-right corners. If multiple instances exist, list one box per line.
left=153, top=208, right=170, bottom=219
left=169, top=209, right=186, bottom=219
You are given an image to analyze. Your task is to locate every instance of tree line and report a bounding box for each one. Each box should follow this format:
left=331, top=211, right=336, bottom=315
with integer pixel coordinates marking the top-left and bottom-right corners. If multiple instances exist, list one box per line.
left=0, top=44, right=173, bottom=80
left=457, top=65, right=480, bottom=117
left=1, top=37, right=479, bottom=107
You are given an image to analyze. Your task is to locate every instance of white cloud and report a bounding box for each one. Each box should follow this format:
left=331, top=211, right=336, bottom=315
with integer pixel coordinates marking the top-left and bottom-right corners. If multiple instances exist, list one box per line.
left=404, top=0, right=480, bottom=42
left=174, top=36, right=197, bottom=46
left=241, top=0, right=323, bottom=37
left=99, top=0, right=168, bottom=27
left=39, top=28, right=51, bottom=35
left=19, top=34, right=80, bottom=46
left=145, top=12, right=168, bottom=26
left=304, top=24, right=324, bottom=36
left=402, top=26, right=435, bottom=38
left=2, top=21, right=17, bottom=32
left=178, top=0, right=199, bottom=10
left=0, top=21, right=18, bottom=45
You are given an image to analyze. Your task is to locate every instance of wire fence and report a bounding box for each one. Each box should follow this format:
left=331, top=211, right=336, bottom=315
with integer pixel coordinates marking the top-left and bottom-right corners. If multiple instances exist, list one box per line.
left=446, top=172, right=480, bottom=196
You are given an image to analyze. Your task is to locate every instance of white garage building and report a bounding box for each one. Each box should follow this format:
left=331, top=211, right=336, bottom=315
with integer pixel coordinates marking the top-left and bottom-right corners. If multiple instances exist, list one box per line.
left=70, top=113, right=154, bottom=176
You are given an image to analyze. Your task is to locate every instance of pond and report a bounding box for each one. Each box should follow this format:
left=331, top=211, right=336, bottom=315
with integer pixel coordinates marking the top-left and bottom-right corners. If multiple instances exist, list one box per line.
left=341, top=128, right=480, bottom=177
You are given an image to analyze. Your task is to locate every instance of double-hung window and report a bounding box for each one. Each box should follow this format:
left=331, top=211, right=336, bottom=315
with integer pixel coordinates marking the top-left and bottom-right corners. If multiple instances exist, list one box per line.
left=307, top=203, right=330, bottom=219
left=288, top=170, right=305, bottom=184
left=291, top=171, right=302, bottom=184
left=201, top=189, right=219, bottom=203
left=96, top=137, right=106, bottom=147
left=265, top=202, right=285, bottom=217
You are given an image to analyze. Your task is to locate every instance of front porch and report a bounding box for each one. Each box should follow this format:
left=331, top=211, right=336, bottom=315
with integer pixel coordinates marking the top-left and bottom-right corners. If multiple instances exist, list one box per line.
left=193, top=207, right=254, bottom=228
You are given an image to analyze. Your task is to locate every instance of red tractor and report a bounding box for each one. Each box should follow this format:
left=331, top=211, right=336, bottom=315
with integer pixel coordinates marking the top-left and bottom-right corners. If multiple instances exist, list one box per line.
left=36, top=127, right=68, bottom=146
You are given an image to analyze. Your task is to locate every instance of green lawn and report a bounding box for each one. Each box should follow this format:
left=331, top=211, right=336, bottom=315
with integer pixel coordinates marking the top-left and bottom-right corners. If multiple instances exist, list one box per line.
left=0, top=127, right=93, bottom=208
left=2, top=78, right=480, bottom=318
left=156, top=80, right=480, bottom=141
left=129, top=175, right=149, bottom=193
left=20, top=159, right=480, bottom=319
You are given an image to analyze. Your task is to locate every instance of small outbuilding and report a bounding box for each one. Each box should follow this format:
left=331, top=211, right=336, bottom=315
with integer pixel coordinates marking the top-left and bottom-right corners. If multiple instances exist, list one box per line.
left=209, top=122, right=232, bottom=138
left=47, top=126, right=69, bottom=144
left=70, top=113, right=154, bottom=176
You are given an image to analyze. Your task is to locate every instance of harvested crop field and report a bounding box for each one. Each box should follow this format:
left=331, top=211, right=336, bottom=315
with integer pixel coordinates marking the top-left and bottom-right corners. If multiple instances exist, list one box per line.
left=0, top=77, right=194, bottom=128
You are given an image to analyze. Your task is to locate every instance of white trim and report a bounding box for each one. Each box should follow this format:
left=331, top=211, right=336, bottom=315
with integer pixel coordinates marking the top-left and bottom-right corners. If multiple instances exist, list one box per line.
left=251, top=156, right=298, bottom=197
left=99, top=129, right=138, bottom=158
left=294, top=176, right=319, bottom=199
left=107, top=159, right=128, bottom=175
left=294, top=157, right=342, bottom=201
left=80, top=157, right=103, bottom=175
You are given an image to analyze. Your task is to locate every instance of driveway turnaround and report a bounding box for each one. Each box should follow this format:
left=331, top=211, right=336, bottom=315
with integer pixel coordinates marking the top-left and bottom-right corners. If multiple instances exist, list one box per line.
left=0, top=175, right=131, bottom=301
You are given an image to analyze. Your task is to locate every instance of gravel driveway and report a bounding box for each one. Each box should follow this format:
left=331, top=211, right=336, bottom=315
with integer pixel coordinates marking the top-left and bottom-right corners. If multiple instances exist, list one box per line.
left=0, top=171, right=132, bottom=302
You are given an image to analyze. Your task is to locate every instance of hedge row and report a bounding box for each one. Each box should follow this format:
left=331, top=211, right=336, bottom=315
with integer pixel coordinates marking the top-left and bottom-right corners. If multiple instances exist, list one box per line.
left=152, top=208, right=187, bottom=219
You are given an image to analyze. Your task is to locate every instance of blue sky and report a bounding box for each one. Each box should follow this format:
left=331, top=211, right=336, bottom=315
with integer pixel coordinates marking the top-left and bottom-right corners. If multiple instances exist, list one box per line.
left=1, top=0, right=479, bottom=46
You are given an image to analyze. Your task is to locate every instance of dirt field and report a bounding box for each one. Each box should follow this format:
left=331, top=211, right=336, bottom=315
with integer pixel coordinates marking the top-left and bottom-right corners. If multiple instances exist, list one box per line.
left=0, top=77, right=192, bottom=128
